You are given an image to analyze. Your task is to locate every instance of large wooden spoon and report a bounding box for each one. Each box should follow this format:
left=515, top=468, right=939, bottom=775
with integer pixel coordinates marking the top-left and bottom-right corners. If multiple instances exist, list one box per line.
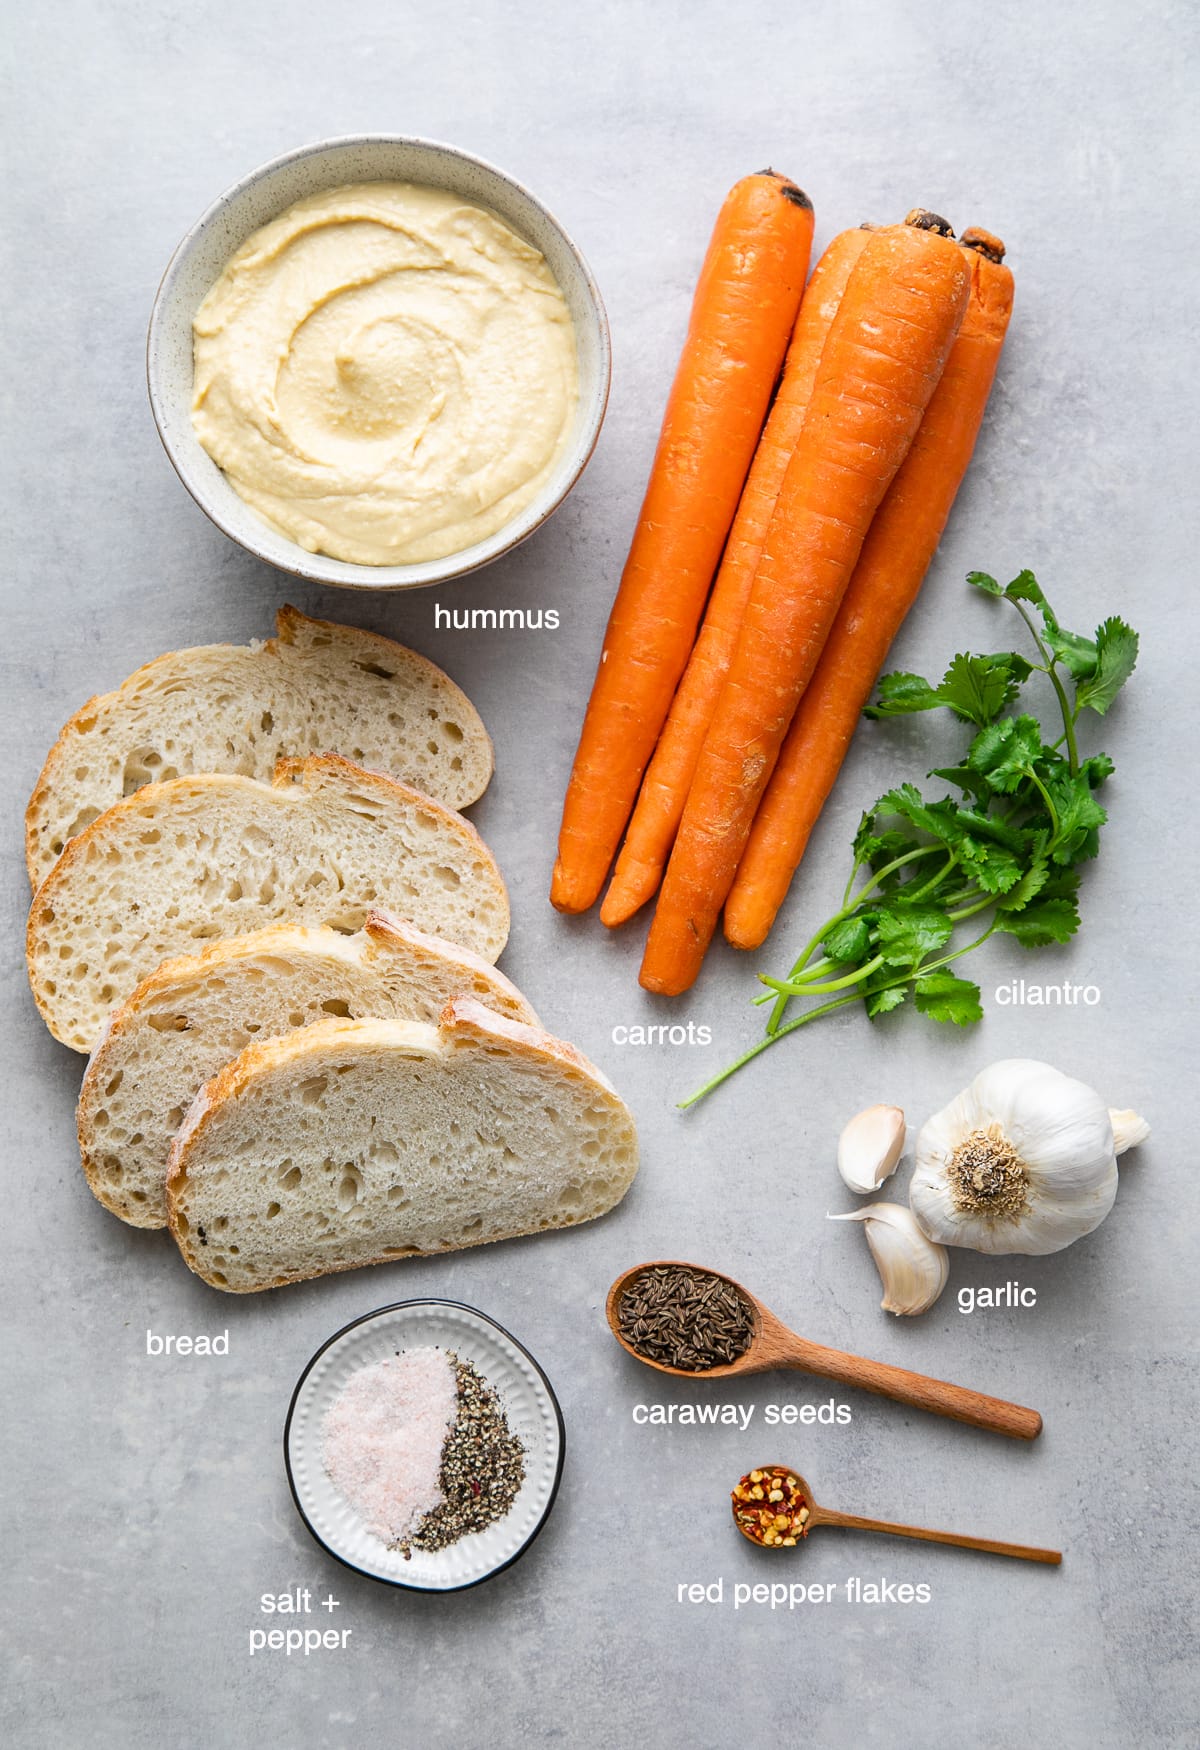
left=732, top=1466, right=1061, bottom=1564
left=607, top=1260, right=1042, bottom=1440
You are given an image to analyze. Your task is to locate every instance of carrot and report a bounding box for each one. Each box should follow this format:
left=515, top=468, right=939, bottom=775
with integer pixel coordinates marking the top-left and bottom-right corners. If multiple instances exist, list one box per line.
left=550, top=172, right=814, bottom=915
left=598, top=226, right=872, bottom=928
left=724, top=229, right=1015, bottom=949
left=639, top=215, right=972, bottom=995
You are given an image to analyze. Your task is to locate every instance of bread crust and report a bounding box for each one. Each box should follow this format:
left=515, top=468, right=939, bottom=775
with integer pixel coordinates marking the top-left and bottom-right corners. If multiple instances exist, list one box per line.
left=166, top=1008, right=638, bottom=1292
left=25, top=605, right=493, bottom=887
left=28, top=756, right=511, bottom=1052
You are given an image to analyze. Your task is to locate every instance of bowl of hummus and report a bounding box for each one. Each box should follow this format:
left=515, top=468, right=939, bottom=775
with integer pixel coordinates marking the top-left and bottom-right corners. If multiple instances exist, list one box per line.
left=148, top=137, right=610, bottom=588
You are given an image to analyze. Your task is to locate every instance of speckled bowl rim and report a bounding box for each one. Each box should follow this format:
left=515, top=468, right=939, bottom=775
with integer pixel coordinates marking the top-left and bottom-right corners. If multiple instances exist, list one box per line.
left=147, top=134, right=611, bottom=591
left=283, top=1298, right=566, bottom=1593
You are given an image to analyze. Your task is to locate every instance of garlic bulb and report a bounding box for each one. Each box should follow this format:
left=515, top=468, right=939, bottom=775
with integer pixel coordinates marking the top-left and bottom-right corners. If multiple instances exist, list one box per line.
left=837, top=1104, right=906, bottom=1194
left=910, top=1060, right=1149, bottom=1256
left=829, top=1203, right=949, bottom=1315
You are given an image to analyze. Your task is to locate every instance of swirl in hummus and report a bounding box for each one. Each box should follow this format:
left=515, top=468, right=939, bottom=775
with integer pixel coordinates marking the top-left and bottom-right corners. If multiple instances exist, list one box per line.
left=191, top=182, right=580, bottom=566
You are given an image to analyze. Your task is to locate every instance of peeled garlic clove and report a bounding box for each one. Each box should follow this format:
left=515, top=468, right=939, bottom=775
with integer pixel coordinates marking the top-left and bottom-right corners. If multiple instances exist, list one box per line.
left=1109, top=1109, right=1150, bottom=1156
left=829, top=1202, right=949, bottom=1316
left=837, top=1104, right=906, bottom=1194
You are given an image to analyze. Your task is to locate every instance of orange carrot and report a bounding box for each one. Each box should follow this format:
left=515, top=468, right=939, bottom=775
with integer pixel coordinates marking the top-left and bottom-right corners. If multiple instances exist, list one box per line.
left=640, top=216, right=972, bottom=995
left=724, top=230, right=1015, bottom=949
left=550, top=172, right=814, bottom=915
left=599, top=226, right=872, bottom=928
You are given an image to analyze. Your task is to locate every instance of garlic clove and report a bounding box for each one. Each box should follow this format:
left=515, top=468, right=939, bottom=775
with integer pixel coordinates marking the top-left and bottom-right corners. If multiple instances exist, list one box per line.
left=829, top=1202, right=949, bottom=1316
left=837, top=1104, right=906, bottom=1195
left=1109, top=1109, right=1150, bottom=1156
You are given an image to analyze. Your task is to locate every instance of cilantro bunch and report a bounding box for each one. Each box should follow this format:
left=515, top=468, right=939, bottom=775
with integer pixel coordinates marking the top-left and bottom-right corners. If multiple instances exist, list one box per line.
left=681, top=572, right=1138, bottom=1109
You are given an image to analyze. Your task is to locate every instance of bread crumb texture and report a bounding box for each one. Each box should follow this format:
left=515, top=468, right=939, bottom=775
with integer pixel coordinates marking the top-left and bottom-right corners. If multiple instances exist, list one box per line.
left=168, top=1012, right=638, bottom=1291
left=29, top=759, right=509, bottom=1052
left=26, top=607, right=492, bottom=887
left=78, top=915, right=536, bottom=1228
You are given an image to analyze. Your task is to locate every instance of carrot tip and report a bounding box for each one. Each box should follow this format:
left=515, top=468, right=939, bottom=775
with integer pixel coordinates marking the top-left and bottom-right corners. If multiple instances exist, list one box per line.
left=754, top=167, right=813, bottom=210
left=905, top=208, right=955, bottom=238
left=961, top=227, right=1006, bottom=263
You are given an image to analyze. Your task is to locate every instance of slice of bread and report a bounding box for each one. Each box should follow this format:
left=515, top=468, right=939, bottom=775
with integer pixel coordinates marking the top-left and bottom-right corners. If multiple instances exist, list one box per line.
left=26, top=605, right=492, bottom=888
left=78, top=912, right=540, bottom=1230
left=167, top=1003, right=639, bottom=1292
left=28, top=756, right=510, bottom=1052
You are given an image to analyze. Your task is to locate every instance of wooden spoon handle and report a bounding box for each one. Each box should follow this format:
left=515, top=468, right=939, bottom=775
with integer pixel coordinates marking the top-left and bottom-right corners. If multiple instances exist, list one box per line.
left=781, top=1335, right=1042, bottom=1440
left=816, top=1509, right=1061, bottom=1565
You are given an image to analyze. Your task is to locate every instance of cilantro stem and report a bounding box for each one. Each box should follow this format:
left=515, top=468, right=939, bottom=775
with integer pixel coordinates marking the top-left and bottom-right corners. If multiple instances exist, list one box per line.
left=853, top=844, right=944, bottom=904
left=947, top=894, right=996, bottom=923
left=906, top=850, right=959, bottom=901
left=1023, top=765, right=1060, bottom=839
left=1005, top=593, right=1080, bottom=776
left=680, top=922, right=998, bottom=1110
left=767, top=844, right=943, bottom=1030
left=761, top=952, right=886, bottom=999
left=678, top=992, right=865, bottom=1109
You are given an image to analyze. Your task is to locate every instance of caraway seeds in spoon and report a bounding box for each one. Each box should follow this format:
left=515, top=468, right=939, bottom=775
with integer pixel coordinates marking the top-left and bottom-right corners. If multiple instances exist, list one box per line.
left=617, top=1264, right=755, bottom=1371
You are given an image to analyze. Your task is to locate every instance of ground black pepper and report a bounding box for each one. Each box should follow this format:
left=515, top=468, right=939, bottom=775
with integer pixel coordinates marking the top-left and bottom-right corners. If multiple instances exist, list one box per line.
left=399, top=1354, right=525, bottom=1557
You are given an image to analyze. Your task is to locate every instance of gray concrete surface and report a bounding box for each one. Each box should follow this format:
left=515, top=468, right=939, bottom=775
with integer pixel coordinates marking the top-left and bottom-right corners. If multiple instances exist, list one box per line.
left=2, top=2, right=1196, bottom=1746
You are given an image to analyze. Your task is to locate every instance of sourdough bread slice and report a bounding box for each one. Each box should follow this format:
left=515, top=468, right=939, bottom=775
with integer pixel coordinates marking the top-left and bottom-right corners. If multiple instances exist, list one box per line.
left=79, top=912, right=539, bottom=1229
left=167, top=1004, right=638, bottom=1292
left=26, top=605, right=492, bottom=887
left=28, top=756, right=510, bottom=1052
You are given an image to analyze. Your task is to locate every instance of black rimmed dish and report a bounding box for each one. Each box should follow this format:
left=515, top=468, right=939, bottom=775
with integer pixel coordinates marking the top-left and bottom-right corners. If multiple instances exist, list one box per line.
left=284, top=1298, right=565, bottom=1592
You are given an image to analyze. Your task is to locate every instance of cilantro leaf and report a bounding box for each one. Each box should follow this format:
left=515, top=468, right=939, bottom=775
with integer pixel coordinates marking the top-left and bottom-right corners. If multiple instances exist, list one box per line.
left=931, top=763, right=995, bottom=802
left=966, top=569, right=1004, bottom=597
left=1079, top=752, right=1115, bottom=789
left=937, top=652, right=1018, bottom=726
left=879, top=784, right=964, bottom=847
left=970, top=568, right=1100, bottom=679
left=868, top=652, right=1030, bottom=724
left=1045, top=773, right=1107, bottom=864
left=1001, top=569, right=1048, bottom=611
left=913, top=973, right=983, bottom=1025
left=865, top=982, right=909, bottom=1019
left=822, top=915, right=872, bottom=962
left=967, top=715, right=1044, bottom=793
left=994, top=896, right=1080, bottom=946
left=876, top=906, right=954, bottom=968
left=957, top=840, right=1024, bottom=894
left=1074, top=617, right=1139, bottom=715
left=994, top=861, right=1049, bottom=912
left=1044, top=625, right=1098, bottom=680
left=864, top=671, right=944, bottom=718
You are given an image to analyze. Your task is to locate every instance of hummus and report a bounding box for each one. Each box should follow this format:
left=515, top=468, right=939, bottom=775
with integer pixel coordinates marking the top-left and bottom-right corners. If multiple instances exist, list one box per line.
left=191, top=182, right=579, bottom=565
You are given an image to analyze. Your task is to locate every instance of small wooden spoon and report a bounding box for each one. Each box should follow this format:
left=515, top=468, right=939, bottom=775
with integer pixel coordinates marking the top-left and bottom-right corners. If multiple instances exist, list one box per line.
left=607, top=1260, right=1042, bottom=1441
left=733, top=1466, right=1061, bottom=1565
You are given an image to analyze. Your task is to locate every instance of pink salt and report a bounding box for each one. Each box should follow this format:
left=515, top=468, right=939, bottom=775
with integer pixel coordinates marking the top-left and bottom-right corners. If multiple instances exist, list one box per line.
left=322, top=1347, right=457, bottom=1546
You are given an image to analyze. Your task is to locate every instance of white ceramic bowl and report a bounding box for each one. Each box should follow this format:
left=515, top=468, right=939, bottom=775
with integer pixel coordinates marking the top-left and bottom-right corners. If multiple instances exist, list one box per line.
left=147, top=136, right=610, bottom=590
left=284, top=1299, right=565, bottom=1591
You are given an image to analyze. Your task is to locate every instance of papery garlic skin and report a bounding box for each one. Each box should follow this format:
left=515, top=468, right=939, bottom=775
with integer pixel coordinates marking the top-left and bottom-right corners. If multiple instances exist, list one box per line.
left=829, top=1203, right=949, bottom=1315
left=1109, top=1109, right=1151, bottom=1156
left=910, top=1059, right=1120, bottom=1256
left=837, top=1104, right=906, bottom=1194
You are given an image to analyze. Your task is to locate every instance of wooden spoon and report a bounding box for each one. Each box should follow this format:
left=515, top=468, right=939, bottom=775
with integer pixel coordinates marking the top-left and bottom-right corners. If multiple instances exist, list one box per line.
left=732, top=1466, right=1061, bottom=1565
left=607, top=1260, right=1042, bottom=1440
